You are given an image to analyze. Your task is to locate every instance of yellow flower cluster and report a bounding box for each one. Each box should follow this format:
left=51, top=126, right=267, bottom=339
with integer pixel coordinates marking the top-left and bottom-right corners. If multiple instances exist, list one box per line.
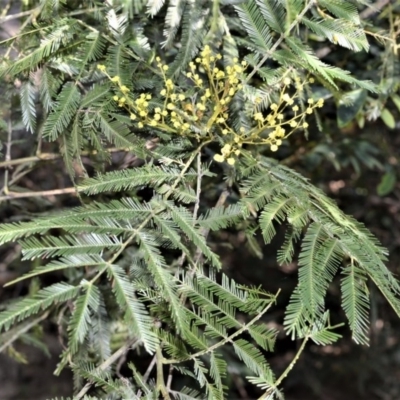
left=213, top=143, right=242, bottom=165
left=97, top=47, right=324, bottom=166
left=212, top=75, right=324, bottom=160
left=244, top=79, right=324, bottom=153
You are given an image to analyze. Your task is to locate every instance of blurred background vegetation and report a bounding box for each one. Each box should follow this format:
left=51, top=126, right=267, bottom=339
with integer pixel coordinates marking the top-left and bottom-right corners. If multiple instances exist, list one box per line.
left=0, top=0, right=400, bottom=399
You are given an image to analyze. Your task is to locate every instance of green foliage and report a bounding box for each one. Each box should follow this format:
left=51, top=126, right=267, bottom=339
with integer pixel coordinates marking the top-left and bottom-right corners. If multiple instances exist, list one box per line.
left=1, top=0, right=400, bottom=399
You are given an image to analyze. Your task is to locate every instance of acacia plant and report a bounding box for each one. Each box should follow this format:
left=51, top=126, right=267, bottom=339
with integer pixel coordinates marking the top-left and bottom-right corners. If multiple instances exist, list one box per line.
left=0, top=0, right=399, bottom=399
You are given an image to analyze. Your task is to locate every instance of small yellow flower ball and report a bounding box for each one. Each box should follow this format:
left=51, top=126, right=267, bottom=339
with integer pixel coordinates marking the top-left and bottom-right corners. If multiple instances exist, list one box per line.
left=270, top=144, right=278, bottom=152
left=227, top=158, right=235, bottom=166
left=214, top=154, right=225, bottom=163
left=221, top=144, right=231, bottom=154
left=270, top=103, right=278, bottom=111
left=120, top=85, right=130, bottom=94
left=130, top=113, right=136, bottom=120
left=283, top=77, right=291, bottom=85
left=254, top=112, right=263, bottom=121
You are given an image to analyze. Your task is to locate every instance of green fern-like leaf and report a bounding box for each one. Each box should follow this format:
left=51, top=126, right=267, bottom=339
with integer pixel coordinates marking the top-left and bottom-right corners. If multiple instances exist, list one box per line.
left=168, top=1, right=206, bottom=76
left=107, top=265, right=159, bottom=353
left=0, top=19, right=79, bottom=77
left=20, top=80, right=37, bottom=133
left=42, top=82, right=81, bottom=140
left=318, top=0, right=360, bottom=24
left=302, top=18, right=368, bottom=52
left=234, top=0, right=273, bottom=53
left=340, top=263, right=370, bottom=345
left=68, top=282, right=100, bottom=354
left=0, top=283, right=79, bottom=332
left=78, top=165, right=197, bottom=195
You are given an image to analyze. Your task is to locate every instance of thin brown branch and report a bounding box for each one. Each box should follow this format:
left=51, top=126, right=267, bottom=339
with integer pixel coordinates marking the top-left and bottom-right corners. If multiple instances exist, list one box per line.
left=0, top=147, right=134, bottom=169
left=0, top=153, right=60, bottom=168
left=0, top=187, right=78, bottom=201
left=2, top=116, right=13, bottom=194
left=360, top=0, right=390, bottom=19
left=0, top=9, right=37, bottom=23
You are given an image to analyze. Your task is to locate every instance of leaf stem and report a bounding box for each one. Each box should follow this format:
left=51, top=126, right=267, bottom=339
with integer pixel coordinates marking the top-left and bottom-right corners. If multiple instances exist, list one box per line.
left=246, top=0, right=317, bottom=82
left=156, top=346, right=171, bottom=400
left=258, top=333, right=310, bottom=399
left=164, top=289, right=281, bottom=364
